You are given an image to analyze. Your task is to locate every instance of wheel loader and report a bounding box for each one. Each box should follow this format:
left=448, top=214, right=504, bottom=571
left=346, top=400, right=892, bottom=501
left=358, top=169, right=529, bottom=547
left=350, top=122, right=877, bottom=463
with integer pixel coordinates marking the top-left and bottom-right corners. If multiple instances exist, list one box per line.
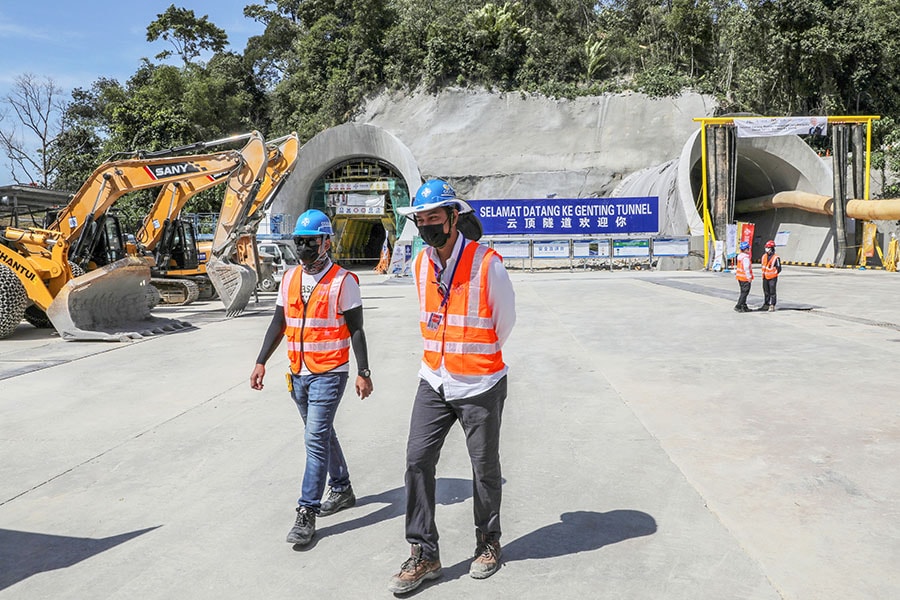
left=0, top=138, right=259, bottom=340
left=133, top=132, right=267, bottom=309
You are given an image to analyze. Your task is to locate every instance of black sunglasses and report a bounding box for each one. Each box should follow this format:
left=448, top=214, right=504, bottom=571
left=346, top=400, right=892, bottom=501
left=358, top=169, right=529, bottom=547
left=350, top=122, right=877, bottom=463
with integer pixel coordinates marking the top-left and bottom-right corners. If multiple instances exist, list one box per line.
left=293, top=236, right=323, bottom=248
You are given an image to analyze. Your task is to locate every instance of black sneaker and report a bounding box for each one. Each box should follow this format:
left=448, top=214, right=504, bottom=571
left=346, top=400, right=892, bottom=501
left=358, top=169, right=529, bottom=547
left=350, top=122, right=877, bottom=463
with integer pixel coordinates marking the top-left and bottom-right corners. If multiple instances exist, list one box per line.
left=320, top=486, right=356, bottom=517
left=286, top=506, right=316, bottom=545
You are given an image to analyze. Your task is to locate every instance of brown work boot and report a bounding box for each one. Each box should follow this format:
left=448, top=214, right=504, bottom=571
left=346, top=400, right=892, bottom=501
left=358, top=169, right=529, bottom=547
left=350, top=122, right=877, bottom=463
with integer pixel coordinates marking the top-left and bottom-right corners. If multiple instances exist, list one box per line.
left=469, top=535, right=502, bottom=579
left=388, top=544, right=442, bottom=594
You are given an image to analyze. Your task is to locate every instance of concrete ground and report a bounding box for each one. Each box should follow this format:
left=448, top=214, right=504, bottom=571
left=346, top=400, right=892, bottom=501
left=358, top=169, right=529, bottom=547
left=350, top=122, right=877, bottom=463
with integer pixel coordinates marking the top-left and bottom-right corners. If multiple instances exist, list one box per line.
left=1, top=266, right=898, bottom=599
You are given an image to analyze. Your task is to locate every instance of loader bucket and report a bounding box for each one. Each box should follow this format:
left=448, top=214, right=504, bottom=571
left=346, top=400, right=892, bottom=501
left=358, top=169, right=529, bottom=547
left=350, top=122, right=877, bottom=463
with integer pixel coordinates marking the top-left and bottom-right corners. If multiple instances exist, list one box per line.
left=206, top=257, right=256, bottom=316
left=46, top=256, right=192, bottom=341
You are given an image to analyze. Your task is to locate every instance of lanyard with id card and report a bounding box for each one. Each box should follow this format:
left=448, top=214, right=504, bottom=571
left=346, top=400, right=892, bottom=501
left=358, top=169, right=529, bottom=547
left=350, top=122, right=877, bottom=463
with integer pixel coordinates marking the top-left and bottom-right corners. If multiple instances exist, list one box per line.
left=427, top=241, right=464, bottom=330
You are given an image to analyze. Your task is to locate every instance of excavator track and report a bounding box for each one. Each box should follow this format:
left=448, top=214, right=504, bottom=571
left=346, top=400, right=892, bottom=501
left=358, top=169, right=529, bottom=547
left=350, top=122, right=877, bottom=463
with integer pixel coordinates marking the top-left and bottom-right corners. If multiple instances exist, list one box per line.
left=150, top=278, right=201, bottom=305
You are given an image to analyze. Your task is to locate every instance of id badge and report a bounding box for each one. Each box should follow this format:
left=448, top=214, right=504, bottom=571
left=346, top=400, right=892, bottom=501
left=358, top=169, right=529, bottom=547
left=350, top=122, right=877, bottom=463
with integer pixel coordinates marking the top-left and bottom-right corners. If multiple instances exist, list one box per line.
left=426, top=312, right=443, bottom=330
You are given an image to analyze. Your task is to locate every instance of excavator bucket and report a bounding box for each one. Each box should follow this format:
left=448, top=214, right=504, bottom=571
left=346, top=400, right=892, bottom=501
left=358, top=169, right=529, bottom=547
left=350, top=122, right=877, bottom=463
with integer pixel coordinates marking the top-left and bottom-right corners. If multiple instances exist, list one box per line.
left=206, top=257, right=257, bottom=317
left=46, top=256, right=192, bottom=341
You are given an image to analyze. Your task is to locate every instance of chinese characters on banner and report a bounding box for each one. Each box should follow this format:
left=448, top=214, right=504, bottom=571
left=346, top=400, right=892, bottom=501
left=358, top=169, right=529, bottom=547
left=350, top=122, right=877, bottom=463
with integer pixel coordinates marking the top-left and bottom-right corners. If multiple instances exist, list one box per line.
left=466, top=197, right=659, bottom=236
left=738, top=221, right=755, bottom=258
left=325, top=181, right=392, bottom=215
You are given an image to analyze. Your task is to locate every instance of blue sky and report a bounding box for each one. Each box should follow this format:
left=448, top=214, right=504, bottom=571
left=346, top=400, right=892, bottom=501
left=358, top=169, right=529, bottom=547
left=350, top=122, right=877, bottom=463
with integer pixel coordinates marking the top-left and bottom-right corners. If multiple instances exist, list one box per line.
left=0, top=1, right=265, bottom=184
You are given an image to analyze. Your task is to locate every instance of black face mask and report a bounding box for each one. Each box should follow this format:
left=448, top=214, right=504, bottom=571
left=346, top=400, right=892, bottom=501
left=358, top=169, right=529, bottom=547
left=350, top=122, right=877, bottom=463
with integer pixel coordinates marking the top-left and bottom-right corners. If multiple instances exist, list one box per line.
left=294, top=238, right=324, bottom=263
left=418, top=216, right=453, bottom=249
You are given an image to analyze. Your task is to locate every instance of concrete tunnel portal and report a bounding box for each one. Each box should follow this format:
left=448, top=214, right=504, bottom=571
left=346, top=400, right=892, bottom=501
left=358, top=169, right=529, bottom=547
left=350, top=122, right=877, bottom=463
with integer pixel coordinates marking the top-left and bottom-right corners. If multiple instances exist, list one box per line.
left=614, top=127, right=857, bottom=265
left=270, top=123, right=421, bottom=265
left=271, top=119, right=899, bottom=268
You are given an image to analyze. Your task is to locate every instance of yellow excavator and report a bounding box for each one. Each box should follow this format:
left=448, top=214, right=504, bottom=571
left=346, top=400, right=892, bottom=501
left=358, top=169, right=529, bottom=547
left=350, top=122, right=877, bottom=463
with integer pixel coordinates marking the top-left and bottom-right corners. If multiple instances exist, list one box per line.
left=0, top=138, right=260, bottom=340
left=133, top=131, right=268, bottom=308
left=205, top=132, right=300, bottom=305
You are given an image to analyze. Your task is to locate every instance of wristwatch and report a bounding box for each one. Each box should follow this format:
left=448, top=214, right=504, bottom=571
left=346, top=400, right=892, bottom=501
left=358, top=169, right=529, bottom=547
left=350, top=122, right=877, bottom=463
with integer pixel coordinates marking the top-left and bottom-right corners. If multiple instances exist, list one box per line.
left=358, top=368, right=371, bottom=378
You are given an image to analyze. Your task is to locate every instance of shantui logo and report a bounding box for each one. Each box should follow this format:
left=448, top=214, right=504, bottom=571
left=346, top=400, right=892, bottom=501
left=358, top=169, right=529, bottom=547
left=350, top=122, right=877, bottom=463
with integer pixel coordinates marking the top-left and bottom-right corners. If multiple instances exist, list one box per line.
left=0, top=245, right=37, bottom=282
left=144, top=162, right=202, bottom=180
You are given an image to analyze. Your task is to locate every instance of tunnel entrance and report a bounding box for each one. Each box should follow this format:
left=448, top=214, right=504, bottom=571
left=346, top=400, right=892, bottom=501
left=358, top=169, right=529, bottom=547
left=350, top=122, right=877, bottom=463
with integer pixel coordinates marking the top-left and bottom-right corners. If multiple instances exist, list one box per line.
left=307, top=158, right=411, bottom=265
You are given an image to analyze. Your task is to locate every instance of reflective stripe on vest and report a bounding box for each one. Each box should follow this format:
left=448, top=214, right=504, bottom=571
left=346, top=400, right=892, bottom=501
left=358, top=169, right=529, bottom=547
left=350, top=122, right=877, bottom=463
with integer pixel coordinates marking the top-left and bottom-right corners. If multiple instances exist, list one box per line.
left=282, top=263, right=356, bottom=374
left=761, top=253, right=780, bottom=279
left=415, top=241, right=503, bottom=376
left=735, top=253, right=753, bottom=281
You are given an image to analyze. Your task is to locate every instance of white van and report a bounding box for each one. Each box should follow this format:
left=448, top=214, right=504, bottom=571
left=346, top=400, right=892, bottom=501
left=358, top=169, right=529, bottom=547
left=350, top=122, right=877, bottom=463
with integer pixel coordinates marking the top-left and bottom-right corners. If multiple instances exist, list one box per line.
left=258, top=239, right=299, bottom=291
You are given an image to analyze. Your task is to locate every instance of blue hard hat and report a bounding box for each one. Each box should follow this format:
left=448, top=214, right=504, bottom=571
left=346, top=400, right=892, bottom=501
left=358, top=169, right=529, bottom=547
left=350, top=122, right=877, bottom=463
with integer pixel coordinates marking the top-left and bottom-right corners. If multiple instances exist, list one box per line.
left=292, top=209, right=333, bottom=236
left=396, top=179, right=473, bottom=218
left=740, top=241, right=750, bottom=251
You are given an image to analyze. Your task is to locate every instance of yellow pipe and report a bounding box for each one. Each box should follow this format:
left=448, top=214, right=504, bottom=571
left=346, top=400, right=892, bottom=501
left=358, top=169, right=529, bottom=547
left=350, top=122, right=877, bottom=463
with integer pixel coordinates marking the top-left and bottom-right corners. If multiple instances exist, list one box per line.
left=735, top=190, right=900, bottom=220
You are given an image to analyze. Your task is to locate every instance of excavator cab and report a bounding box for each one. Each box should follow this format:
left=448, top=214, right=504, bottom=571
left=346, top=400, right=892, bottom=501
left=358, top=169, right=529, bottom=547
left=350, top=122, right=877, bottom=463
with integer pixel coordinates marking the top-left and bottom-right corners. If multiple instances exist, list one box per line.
left=155, top=218, right=200, bottom=272
left=76, top=212, right=128, bottom=269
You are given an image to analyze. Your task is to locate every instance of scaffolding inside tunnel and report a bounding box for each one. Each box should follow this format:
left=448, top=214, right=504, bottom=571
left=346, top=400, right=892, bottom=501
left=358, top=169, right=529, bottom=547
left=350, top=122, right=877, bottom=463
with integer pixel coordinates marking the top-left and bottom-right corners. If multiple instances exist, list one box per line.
left=306, top=158, right=411, bottom=263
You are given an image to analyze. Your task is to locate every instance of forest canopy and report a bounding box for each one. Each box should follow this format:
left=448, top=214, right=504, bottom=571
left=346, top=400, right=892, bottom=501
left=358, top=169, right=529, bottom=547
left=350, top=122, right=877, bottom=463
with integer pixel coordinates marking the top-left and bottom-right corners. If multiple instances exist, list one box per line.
left=6, top=0, right=900, bottom=211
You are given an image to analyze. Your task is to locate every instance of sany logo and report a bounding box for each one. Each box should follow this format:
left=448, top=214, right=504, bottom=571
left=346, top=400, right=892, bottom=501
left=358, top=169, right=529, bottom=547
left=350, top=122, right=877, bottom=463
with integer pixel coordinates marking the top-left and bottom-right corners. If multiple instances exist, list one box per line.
left=144, top=162, right=202, bottom=180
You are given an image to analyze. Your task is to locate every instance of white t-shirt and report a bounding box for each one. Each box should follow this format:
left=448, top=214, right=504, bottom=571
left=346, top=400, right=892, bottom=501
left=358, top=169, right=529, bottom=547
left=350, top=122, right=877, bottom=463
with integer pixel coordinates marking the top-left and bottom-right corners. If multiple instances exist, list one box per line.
left=277, top=260, right=362, bottom=375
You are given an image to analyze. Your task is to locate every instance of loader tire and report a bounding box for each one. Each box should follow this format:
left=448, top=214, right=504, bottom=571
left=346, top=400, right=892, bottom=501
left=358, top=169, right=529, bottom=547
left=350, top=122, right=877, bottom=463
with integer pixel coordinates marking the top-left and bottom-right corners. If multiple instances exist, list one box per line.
left=258, top=275, right=277, bottom=292
left=0, top=263, right=28, bottom=339
left=23, top=305, right=54, bottom=328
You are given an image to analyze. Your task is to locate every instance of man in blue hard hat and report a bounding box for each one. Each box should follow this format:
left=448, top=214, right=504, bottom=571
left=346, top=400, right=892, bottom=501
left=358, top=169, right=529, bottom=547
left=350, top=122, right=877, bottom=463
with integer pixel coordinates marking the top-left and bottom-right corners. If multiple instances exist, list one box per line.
left=734, top=240, right=754, bottom=312
left=387, top=179, right=516, bottom=594
left=250, top=209, right=373, bottom=547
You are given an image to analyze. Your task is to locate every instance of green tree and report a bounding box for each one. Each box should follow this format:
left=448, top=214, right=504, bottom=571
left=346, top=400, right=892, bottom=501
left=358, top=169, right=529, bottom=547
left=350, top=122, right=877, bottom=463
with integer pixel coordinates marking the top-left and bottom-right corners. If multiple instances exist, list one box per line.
left=243, top=1, right=304, bottom=88
left=268, top=0, right=394, bottom=138
left=146, top=4, right=228, bottom=66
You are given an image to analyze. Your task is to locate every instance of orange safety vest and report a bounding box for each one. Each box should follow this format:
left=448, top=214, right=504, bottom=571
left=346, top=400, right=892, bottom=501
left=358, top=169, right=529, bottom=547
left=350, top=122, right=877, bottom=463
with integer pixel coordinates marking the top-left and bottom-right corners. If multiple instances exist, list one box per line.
left=735, top=252, right=753, bottom=282
left=282, top=264, right=357, bottom=374
left=761, top=252, right=780, bottom=279
left=415, top=241, right=503, bottom=377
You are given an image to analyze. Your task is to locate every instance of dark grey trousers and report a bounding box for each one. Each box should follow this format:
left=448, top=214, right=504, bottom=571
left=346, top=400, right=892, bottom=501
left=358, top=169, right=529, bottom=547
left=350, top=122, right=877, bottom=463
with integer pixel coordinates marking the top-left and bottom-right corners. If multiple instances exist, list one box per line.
left=404, top=375, right=507, bottom=561
left=736, top=280, right=751, bottom=308
left=763, top=276, right=778, bottom=306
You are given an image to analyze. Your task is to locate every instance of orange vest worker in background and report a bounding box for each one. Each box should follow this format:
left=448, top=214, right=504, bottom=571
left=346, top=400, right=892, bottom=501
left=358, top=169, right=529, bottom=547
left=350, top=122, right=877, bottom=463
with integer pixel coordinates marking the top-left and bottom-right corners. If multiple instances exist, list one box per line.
left=760, top=240, right=782, bottom=311
left=734, top=240, right=754, bottom=313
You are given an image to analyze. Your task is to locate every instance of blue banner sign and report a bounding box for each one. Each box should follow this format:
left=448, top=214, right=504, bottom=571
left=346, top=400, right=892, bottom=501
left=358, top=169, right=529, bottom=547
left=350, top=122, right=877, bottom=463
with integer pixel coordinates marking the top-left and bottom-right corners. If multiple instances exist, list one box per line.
left=467, top=197, right=659, bottom=236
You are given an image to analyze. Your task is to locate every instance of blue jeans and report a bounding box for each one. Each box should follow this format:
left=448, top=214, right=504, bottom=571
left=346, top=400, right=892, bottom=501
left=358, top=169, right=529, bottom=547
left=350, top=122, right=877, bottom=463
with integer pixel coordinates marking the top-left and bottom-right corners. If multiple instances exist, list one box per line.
left=290, top=371, right=350, bottom=512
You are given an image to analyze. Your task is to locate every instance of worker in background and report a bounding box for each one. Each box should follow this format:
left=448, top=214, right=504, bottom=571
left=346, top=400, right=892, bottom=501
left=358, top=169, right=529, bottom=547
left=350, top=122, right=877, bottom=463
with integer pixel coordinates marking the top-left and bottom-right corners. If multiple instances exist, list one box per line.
left=759, top=239, right=782, bottom=311
left=734, top=240, right=753, bottom=313
left=387, top=179, right=516, bottom=594
left=250, top=209, right=373, bottom=547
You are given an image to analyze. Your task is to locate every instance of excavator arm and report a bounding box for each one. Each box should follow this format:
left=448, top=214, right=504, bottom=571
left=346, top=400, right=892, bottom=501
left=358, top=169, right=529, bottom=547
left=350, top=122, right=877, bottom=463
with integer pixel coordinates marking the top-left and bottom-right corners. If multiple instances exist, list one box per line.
left=0, top=133, right=261, bottom=340
left=134, top=132, right=266, bottom=252
left=200, top=132, right=269, bottom=315
left=213, top=133, right=300, bottom=314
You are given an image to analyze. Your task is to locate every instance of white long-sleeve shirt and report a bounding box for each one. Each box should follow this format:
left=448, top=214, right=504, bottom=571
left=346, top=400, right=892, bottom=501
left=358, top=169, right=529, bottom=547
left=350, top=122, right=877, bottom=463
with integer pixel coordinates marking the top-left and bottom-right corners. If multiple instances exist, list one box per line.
left=414, top=234, right=516, bottom=400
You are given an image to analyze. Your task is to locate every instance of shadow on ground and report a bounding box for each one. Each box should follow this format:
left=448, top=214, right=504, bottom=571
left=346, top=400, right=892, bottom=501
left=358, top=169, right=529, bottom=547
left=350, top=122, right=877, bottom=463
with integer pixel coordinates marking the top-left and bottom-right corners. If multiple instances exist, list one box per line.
left=0, top=526, right=160, bottom=591
left=315, top=477, right=474, bottom=541
left=405, top=509, right=657, bottom=594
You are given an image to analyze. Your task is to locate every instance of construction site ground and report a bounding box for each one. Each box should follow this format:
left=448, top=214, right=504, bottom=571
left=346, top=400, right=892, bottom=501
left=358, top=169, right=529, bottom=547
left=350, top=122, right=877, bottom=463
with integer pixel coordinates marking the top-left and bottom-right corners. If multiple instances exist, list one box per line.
left=1, top=266, right=897, bottom=600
